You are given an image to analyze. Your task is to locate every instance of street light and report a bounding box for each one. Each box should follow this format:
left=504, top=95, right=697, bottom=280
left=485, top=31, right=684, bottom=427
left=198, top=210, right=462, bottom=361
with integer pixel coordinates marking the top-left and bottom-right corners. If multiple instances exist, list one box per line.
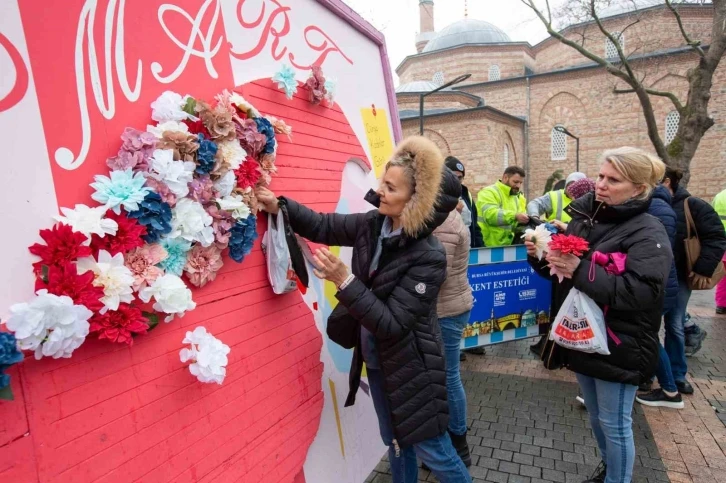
left=555, top=126, right=580, bottom=172
left=419, top=73, right=472, bottom=135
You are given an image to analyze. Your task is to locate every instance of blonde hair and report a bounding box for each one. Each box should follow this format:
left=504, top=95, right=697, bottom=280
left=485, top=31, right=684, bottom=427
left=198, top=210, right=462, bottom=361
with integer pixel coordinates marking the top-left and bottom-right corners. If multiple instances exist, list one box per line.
left=601, top=147, right=666, bottom=200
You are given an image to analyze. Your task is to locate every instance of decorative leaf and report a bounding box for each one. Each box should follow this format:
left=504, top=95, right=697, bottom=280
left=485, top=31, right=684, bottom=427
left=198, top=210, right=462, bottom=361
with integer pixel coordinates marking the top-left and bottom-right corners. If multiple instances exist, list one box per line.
left=182, top=97, right=197, bottom=116
left=40, top=264, right=50, bottom=283
left=144, top=312, right=160, bottom=331
left=0, top=385, right=14, bottom=401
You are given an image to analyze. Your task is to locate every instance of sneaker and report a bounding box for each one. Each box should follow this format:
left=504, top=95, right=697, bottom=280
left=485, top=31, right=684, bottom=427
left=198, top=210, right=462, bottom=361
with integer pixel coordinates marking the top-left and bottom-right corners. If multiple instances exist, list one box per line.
left=685, top=329, right=707, bottom=357
left=636, top=389, right=685, bottom=409
left=717, top=307, right=726, bottom=315
left=583, top=461, right=606, bottom=483
left=638, top=380, right=653, bottom=392
left=464, top=346, right=486, bottom=355
left=676, top=380, right=694, bottom=395
left=459, top=351, right=467, bottom=362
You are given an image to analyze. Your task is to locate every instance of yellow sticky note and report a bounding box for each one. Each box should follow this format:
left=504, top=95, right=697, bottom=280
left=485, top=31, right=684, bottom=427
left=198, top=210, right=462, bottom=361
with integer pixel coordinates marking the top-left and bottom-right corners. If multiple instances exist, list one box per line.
left=361, top=107, right=394, bottom=178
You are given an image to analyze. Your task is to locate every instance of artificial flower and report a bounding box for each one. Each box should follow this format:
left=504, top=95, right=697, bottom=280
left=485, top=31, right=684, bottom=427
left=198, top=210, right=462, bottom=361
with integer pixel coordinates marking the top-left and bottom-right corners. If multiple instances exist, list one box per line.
left=151, top=91, right=194, bottom=123
left=157, top=131, right=199, bottom=163
left=254, top=117, right=276, bottom=155
left=55, top=204, right=119, bottom=244
left=183, top=118, right=211, bottom=138
left=184, top=245, right=224, bottom=287
left=89, top=303, right=149, bottom=345
left=195, top=134, right=218, bottom=175
left=216, top=140, right=247, bottom=171
left=107, top=128, right=157, bottom=171
left=127, top=192, right=173, bottom=243
left=213, top=170, right=236, bottom=198
left=259, top=153, right=277, bottom=175
left=77, top=250, right=135, bottom=312
left=107, top=149, right=148, bottom=172
left=207, top=204, right=234, bottom=249
left=147, top=120, right=190, bottom=138
left=304, top=66, right=327, bottom=105
left=157, top=238, right=192, bottom=276
left=521, top=224, right=553, bottom=260
left=90, top=211, right=147, bottom=256
left=228, top=215, right=257, bottom=263
left=229, top=92, right=260, bottom=118
left=197, top=101, right=236, bottom=141
left=0, top=332, right=23, bottom=389
left=91, top=169, right=151, bottom=214
left=216, top=194, right=250, bottom=220
left=144, top=177, right=177, bottom=207
left=267, top=116, right=292, bottom=140
left=169, top=199, right=215, bottom=247
left=238, top=187, right=259, bottom=217
left=6, top=290, right=92, bottom=360
left=29, top=223, right=92, bottom=275
left=235, top=118, right=266, bottom=157
left=324, top=77, right=337, bottom=104
left=188, top=175, right=216, bottom=204
left=272, top=64, right=298, bottom=99
left=234, top=158, right=262, bottom=189
left=125, top=244, right=168, bottom=290
left=139, top=274, right=196, bottom=322
left=36, top=261, right=105, bottom=312
left=548, top=234, right=590, bottom=256
left=147, top=149, right=196, bottom=198
left=179, top=326, right=230, bottom=384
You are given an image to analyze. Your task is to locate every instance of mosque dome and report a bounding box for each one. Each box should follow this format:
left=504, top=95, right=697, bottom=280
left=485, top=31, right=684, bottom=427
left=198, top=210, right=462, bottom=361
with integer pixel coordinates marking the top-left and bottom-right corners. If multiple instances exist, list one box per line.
left=396, top=80, right=443, bottom=93
left=422, top=18, right=511, bottom=53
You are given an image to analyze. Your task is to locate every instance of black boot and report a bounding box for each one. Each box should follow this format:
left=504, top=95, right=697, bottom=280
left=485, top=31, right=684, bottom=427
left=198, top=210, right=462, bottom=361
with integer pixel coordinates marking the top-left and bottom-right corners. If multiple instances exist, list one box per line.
left=583, top=461, right=606, bottom=483
left=448, top=430, right=472, bottom=467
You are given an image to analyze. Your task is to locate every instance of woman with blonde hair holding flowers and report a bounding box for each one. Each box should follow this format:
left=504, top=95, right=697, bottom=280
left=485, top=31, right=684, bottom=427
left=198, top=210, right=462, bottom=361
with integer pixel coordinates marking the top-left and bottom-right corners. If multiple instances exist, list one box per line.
left=527, top=147, right=671, bottom=483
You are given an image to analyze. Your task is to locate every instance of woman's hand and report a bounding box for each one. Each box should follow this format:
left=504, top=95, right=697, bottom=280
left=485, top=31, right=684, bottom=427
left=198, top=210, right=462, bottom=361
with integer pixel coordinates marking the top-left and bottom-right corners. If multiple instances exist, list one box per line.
left=524, top=240, right=538, bottom=258
left=689, top=272, right=710, bottom=290
left=546, top=252, right=581, bottom=279
left=255, top=186, right=279, bottom=215
left=551, top=220, right=568, bottom=232
left=312, top=248, right=350, bottom=287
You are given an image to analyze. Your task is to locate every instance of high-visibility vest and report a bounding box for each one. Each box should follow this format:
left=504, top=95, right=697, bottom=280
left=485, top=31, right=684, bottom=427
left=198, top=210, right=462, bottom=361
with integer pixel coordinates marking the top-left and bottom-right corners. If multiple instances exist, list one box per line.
left=546, top=189, right=573, bottom=223
left=713, top=189, right=726, bottom=232
left=476, top=181, right=527, bottom=247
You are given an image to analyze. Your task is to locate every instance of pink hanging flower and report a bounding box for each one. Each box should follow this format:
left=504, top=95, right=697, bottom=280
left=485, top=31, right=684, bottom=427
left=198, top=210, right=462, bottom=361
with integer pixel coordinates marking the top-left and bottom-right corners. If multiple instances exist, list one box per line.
left=184, top=245, right=224, bottom=287
left=125, top=244, right=168, bottom=291
left=304, top=66, right=327, bottom=105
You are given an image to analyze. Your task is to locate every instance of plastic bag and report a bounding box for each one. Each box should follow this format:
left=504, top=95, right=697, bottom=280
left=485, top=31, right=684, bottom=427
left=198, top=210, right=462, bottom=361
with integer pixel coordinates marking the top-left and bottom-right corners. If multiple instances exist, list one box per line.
left=262, top=211, right=298, bottom=294
left=549, top=288, right=610, bottom=355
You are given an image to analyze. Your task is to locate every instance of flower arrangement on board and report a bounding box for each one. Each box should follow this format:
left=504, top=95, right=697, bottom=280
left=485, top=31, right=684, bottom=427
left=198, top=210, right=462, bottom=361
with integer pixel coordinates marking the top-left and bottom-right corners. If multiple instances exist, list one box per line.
left=179, top=326, right=230, bottom=384
left=2, top=90, right=286, bottom=380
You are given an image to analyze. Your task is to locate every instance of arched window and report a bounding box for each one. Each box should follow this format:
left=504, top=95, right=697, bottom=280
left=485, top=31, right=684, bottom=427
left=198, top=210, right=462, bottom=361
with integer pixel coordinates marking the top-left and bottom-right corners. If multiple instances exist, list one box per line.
left=432, top=71, right=444, bottom=86
left=488, top=65, right=501, bottom=81
left=503, top=144, right=510, bottom=169
left=605, top=31, right=624, bottom=58
left=551, top=125, right=567, bottom=161
left=665, top=110, right=680, bottom=145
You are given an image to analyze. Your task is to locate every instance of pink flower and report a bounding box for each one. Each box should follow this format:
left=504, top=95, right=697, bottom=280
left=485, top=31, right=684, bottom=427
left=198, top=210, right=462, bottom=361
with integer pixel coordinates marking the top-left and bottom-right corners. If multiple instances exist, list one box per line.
left=304, top=66, right=327, bottom=105
left=184, top=245, right=224, bottom=287
left=235, top=118, right=265, bottom=157
left=188, top=175, right=215, bottom=204
left=106, top=128, right=156, bottom=171
left=125, top=244, right=168, bottom=291
left=206, top=205, right=234, bottom=249
left=144, top=178, right=177, bottom=207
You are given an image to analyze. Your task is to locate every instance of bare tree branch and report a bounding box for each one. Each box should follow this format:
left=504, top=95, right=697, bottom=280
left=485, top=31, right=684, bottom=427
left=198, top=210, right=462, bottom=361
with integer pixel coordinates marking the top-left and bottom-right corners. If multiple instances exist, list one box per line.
left=613, top=87, right=685, bottom=112
left=665, top=0, right=707, bottom=58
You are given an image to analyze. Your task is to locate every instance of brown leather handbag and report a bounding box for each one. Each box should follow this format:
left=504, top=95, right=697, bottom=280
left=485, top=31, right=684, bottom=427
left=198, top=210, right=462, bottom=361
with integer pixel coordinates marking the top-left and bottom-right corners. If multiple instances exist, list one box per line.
left=684, top=197, right=726, bottom=290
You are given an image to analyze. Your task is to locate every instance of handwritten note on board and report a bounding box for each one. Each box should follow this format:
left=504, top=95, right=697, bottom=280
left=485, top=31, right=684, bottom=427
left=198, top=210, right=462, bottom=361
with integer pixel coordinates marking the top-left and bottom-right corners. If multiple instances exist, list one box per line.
left=360, top=107, right=394, bottom=178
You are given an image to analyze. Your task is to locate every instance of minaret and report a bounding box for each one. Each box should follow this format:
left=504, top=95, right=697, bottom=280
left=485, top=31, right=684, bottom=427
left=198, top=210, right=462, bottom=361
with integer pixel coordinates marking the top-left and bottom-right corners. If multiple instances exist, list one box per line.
left=415, top=0, right=435, bottom=53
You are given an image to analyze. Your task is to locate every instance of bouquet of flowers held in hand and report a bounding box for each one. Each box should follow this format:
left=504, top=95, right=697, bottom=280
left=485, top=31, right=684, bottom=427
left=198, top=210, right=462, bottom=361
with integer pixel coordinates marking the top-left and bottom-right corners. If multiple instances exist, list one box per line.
left=546, top=234, right=590, bottom=282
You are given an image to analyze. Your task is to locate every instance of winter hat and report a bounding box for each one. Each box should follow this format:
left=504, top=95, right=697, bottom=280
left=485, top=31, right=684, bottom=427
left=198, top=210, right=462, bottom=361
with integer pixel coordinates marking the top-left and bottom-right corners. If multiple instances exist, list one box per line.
left=565, top=172, right=587, bottom=187
left=567, top=178, right=596, bottom=200
left=445, top=156, right=466, bottom=177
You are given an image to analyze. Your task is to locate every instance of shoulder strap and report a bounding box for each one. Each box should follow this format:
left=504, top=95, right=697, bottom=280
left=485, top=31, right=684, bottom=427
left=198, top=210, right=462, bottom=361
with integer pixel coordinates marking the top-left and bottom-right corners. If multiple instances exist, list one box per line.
left=684, top=197, right=698, bottom=241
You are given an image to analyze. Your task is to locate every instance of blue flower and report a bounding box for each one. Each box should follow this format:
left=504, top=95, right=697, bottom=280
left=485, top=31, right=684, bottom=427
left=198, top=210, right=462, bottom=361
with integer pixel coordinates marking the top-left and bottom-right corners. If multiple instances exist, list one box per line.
left=272, top=64, right=298, bottom=99
left=157, top=238, right=192, bottom=276
left=0, top=332, right=23, bottom=390
left=324, top=78, right=337, bottom=104
left=229, top=215, right=258, bottom=263
left=91, top=169, right=151, bottom=214
left=543, top=223, right=559, bottom=235
left=128, top=192, right=173, bottom=243
left=196, top=133, right=218, bottom=175
left=254, top=118, right=276, bottom=155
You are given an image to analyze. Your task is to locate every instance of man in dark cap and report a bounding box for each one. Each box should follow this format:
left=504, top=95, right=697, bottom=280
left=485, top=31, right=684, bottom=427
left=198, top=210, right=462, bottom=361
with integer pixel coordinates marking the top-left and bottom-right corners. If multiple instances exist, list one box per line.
left=445, top=156, right=484, bottom=248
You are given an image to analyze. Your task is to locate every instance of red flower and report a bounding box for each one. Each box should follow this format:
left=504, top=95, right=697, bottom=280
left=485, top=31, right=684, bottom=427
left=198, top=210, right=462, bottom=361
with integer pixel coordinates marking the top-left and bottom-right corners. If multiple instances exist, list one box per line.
left=548, top=234, right=590, bottom=257
left=234, top=158, right=262, bottom=189
left=29, top=223, right=92, bottom=276
left=90, top=211, right=147, bottom=257
left=36, top=262, right=105, bottom=312
left=183, top=119, right=211, bottom=138
left=89, top=303, right=149, bottom=345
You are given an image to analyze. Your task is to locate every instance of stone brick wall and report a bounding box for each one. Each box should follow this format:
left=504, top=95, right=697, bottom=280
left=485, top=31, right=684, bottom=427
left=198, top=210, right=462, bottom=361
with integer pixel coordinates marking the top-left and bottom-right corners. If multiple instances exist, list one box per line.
left=462, top=80, right=529, bottom=118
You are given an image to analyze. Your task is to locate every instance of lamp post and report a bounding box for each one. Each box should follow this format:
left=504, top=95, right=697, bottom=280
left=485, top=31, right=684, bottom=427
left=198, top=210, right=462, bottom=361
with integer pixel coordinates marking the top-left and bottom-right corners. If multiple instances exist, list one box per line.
left=419, top=73, right=472, bottom=135
left=554, top=126, right=580, bottom=172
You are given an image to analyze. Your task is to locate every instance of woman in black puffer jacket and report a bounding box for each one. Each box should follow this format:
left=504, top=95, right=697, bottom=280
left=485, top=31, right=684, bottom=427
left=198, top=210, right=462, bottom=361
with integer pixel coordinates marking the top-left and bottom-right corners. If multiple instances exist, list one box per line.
left=527, top=147, right=671, bottom=483
left=256, top=136, right=471, bottom=483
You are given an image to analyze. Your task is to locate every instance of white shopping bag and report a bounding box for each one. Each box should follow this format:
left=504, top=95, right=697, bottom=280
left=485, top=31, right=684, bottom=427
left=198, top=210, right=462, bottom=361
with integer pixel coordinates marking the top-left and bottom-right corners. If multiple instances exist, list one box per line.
left=261, top=211, right=298, bottom=294
left=549, top=288, right=610, bottom=355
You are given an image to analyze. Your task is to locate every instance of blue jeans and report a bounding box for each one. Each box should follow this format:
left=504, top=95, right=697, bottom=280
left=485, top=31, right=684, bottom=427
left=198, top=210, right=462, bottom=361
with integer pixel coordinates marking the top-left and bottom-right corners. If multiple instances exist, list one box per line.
left=657, top=281, right=690, bottom=388
left=439, top=311, right=471, bottom=436
left=576, top=374, right=638, bottom=483
left=368, top=369, right=472, bottom=483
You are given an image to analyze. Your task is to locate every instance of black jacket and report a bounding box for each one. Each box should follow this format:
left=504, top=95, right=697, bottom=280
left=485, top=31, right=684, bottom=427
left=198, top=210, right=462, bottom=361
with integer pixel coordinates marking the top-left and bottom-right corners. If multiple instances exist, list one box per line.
left=280, top=168, right=461, bottom=447
left=462, top=184, right=485, bottom=248
left=671, top=186, right=726, bottom=280
left=530, top=193, right=672, bottom=385
left=647, top=186, right=679, bottom=313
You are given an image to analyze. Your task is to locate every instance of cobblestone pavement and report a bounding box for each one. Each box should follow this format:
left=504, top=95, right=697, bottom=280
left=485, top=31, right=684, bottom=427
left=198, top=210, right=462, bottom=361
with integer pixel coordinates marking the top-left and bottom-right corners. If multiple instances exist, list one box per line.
left=366, top=290, right=726, bottom=483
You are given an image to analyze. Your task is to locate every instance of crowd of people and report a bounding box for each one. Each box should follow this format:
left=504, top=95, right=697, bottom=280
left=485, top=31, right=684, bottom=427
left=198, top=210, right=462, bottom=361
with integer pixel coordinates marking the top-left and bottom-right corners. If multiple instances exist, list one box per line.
left=254, top=137, right=726, bottom=483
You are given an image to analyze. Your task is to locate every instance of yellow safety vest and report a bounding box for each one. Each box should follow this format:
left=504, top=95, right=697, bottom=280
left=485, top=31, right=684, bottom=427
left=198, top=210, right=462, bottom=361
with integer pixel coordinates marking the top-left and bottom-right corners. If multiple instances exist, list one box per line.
left=547, top=189, right=573, bottom=223
left=713, top=189, right=726, bottom=231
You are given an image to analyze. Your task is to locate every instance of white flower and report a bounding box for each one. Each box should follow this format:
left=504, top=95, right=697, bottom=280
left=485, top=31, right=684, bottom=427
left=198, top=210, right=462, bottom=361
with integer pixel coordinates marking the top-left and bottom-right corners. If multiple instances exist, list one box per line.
left=139, top=274, right=196, bottom=322
left=77, top=250, right=135, bottom=312
left=147, top=120, right=190, bottom=138
left=170, top=198, right=215, bottom=246
left=55, top=204, right=118, bottom=244
left=522, top=224, right=554, bottom=260
left=179, top=326, right=230, bottom=384
left=229, top=93, right=260, bottom=117
left=150, top=91, right=194, bottom=123
left=147, top=149, right=196, bottom=198
left=216, top=194, right=250, bottom=220
left=213, top=171, right=236, bottom=198
left=6, top=290, right=91, bottom=360
left=217, top=140, right=247, bottom=170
